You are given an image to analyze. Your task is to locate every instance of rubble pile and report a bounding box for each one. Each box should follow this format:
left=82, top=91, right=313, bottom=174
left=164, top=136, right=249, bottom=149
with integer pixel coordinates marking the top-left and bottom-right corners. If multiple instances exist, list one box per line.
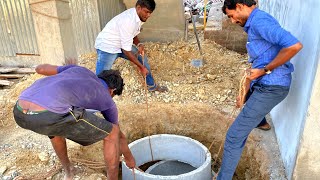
left=80, top=40, right=248, bottom=112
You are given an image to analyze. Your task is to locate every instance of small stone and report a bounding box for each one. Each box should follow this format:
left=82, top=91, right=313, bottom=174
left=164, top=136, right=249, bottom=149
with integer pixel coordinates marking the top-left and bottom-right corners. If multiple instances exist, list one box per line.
left=164, top=98, right=170, bottom=103
left=38, top=152, right=49, bottom=162
left=220, top=96, right=227, bottom=102
left=0, top=166, right=7, bottom=175
left=26, top=143, right=33, bottom=149
left=10, top=170, right=19, bottom=178
left=87, top=173, right=104, bottom=180
left=2, top=176, right=11, bottom=180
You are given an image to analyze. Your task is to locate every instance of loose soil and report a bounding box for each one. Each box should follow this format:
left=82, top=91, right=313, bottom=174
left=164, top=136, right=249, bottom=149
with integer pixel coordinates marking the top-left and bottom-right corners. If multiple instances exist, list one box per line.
left=0, top=38, right=286, bottom=179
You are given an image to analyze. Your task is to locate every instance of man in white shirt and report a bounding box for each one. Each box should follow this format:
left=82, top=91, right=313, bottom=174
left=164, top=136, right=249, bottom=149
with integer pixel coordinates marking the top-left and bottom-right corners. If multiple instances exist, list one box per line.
left=95, top=0, right=167, bottom=92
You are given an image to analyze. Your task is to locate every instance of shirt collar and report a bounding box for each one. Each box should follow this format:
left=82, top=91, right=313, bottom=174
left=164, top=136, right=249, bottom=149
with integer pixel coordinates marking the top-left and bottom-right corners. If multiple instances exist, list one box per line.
left=244, top=8, right=259, bottom=32
left=99, top=78, right=109, bottom=89
left=134, top=8, right=143, bottom=24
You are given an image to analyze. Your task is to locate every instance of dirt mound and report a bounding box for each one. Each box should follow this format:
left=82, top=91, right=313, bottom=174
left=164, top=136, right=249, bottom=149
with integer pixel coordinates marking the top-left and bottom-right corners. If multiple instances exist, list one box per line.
left=0, top=40, right=284, bottom=180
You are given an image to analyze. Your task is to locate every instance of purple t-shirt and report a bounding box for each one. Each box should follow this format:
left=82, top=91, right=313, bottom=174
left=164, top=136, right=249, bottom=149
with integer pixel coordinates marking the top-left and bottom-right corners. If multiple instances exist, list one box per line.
left=19, top=65, right=118, bottom=124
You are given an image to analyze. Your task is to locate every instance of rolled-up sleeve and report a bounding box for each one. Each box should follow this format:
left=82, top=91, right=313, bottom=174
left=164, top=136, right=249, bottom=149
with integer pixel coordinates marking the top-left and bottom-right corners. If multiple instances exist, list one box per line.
left=101, top=104, right=119, bottom=124
left=253, top=17, right=299, bottom=48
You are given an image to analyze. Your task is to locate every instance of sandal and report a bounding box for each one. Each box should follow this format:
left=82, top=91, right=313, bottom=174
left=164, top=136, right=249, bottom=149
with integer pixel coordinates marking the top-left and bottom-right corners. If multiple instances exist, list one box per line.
left=257, top=122, right=271, bottom=131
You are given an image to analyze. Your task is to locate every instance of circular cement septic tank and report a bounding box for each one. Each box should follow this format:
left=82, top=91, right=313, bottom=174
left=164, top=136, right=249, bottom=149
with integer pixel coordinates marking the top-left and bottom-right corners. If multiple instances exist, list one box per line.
left=122, top=134, right=212, bottom=180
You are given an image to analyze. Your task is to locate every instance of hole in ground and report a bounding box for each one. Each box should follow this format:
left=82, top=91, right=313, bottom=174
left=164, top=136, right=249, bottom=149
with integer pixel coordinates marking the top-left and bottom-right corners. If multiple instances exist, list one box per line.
left=143, top=160, right=197, bottom=176
left=71, top=103, right=271, bottom=179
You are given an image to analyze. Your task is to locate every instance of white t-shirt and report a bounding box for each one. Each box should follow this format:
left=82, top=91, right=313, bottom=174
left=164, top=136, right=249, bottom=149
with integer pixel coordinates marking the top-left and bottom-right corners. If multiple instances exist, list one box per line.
left=95, top=8, right=143, bottom=53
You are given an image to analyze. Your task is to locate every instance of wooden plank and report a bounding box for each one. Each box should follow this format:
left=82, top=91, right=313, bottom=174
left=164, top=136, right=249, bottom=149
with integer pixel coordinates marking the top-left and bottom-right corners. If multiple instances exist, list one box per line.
left=0, top=67, right=19, bottom=73
left=13, top=68, right=36, bottom=74
left=0, top=74, right=25, bottom=79
left=0, top=80, right=14, bottom=86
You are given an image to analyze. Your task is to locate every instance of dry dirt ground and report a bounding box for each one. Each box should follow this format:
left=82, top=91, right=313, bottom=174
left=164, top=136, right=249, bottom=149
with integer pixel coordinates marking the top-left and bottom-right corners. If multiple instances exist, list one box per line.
left=0, top=37, right=287, bottom=179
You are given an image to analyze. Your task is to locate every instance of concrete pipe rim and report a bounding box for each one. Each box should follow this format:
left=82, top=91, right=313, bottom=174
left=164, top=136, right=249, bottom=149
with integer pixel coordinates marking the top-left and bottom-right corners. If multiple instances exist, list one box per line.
left=122, top=134, right=212, bottom=179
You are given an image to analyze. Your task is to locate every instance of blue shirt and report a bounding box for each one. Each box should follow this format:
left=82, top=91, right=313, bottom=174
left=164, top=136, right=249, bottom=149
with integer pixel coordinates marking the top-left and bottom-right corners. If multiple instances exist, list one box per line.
left=19, top=65, right=119, bottom=124
left=244, top=8, right=299, bottom=87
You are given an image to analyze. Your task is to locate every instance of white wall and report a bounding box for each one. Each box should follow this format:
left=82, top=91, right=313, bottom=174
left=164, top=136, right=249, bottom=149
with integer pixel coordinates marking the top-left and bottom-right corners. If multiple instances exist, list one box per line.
left=259, top=0, right=320, bottom=179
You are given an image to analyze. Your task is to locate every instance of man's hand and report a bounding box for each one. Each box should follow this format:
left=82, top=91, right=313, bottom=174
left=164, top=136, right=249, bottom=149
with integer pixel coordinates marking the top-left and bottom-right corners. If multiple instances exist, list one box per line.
left=236, top=95, right=242, bottom=108
left=246, top=68, right=265, bottom=80
left=139, top=66, right=149, bottom=77
left=124, top=155, right=136, bottom=169
left=137, top=44, right=145, bottom=57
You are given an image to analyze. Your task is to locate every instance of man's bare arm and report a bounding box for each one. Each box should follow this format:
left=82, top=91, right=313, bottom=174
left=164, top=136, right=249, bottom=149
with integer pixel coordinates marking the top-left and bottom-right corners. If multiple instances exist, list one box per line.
left=122, top=49, right=148, bottom=76
left=35, top=64, right=58, bottom=76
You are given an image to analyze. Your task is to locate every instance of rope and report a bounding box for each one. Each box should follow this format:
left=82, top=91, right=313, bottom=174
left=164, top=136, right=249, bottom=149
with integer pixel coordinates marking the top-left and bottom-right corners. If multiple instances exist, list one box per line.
left=210, top=71, right=248, bottom=179
left=129, top=50, right=155, bottom=179
left=29, top=0, right=71, bottom=20
left=13, top=164, right=62, bottom=180
left=134, top=50, right=154, bottom=161
left=14, top=156, right=146, bottom=179
left=141, top=51, right=155, bottom=162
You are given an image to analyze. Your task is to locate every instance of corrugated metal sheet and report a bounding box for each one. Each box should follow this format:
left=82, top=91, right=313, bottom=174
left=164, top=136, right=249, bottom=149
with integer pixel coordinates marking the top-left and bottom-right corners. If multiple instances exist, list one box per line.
left=69, top=0, right=125, bottom=55
left=97, top=0, right=126, bottom=29
left=0, top=3, right=15, bottom=56
left=0, top=0, right=39, bottom=56
left=69, top=0, right=101, bottom=55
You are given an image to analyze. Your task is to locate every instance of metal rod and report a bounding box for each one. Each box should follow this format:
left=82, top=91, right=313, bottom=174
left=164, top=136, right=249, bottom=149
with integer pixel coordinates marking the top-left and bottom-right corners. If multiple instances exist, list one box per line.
left=189, top=11, right=203, bottom=55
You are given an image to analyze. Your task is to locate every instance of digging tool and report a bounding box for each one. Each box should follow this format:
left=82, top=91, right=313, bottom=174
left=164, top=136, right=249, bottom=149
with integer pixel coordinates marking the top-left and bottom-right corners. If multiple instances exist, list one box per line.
left=190, top=11, right=203, bottom=55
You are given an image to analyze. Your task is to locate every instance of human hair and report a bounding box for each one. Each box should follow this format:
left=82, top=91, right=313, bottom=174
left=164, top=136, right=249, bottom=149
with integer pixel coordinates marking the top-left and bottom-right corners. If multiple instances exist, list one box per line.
left=136, top=0, right=156, bottom=11
left=98, top=70, right=125, bottom=96
left=222, top=0, right=257, bottom=14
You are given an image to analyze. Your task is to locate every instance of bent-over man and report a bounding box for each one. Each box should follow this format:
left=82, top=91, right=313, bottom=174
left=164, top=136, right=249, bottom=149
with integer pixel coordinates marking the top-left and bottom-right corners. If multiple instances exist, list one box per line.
left=13, top=64, right=135, bottom=180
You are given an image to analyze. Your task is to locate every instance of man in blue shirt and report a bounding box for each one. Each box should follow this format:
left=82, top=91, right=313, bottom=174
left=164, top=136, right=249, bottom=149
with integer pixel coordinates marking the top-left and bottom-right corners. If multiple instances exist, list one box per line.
left=13, top=65, right=135, bottom=180
left=217, top=0, right=303, bottom=179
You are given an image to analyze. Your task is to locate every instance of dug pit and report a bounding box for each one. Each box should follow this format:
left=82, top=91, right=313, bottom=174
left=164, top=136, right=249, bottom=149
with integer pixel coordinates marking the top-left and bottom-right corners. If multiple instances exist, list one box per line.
left=73, top=103, right=269, bottom=179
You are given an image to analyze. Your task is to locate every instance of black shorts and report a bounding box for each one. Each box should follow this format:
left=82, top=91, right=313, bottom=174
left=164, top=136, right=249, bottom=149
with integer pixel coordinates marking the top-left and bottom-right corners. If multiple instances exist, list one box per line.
left=13, top=103, right=113, bottom=146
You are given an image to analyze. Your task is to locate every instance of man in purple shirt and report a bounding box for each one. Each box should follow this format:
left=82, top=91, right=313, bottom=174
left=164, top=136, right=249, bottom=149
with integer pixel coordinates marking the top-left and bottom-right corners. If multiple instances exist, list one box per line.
left=13, top=64, right=135, bottom=180
left=217, top=0, right=303, bottom=179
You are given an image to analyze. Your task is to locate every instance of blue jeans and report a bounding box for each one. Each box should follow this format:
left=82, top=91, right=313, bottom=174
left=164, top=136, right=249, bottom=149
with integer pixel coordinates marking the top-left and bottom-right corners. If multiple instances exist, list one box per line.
left=246, top=89, right=268, bottom=127
left=96, top=46, right=156, bottom=90
left=217, top=83, right=289, bottom=180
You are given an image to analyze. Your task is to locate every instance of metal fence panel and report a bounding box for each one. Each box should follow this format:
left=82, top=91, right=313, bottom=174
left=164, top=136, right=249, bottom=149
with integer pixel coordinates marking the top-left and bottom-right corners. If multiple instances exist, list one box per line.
left=69, top=0, right=125, bottom=55
left=69, top=0, right=101, bottom=55
left=97, top=0, right=126, bottom=29
left=0, top=2, right=15, bottom=57
left=0, top=0, right=39, bottom=56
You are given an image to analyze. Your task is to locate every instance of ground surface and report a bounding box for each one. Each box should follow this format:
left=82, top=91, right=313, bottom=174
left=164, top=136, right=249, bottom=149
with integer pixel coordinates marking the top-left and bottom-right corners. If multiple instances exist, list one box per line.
left=0, top=37, right=286, bottom=179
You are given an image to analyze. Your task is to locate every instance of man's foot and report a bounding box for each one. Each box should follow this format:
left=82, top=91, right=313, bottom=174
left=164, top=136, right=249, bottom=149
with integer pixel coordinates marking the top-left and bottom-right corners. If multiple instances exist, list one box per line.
left=64, top=165, right=82, bottom=180
left=64, top=168, right=74, bottom=180
left=257, top=122, right=271, bottom=131
left=149, top=85, right=168, bottom=92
